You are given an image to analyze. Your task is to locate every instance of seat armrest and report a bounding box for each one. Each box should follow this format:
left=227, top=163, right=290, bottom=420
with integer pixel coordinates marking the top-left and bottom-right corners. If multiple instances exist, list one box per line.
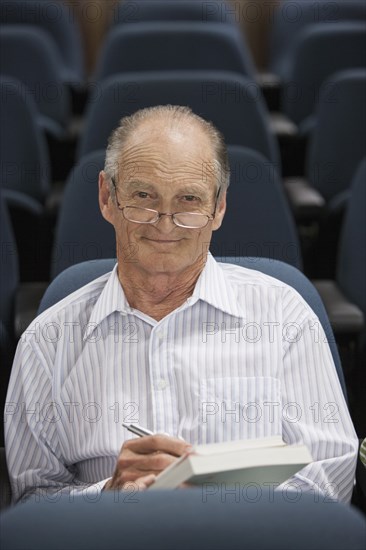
left=357, top=439, right=366, bottom=494
left=1, top=189, right=44, bottom=217
left=44, top=181, right=65, bottom=217
left=14, top=282, right=49, bottom=340
left=312, top=280, right=365, bottom=335
left=284, top=177, right=326, bottom=221
left=257, top=71, right=282, bottom=89
left=269, top=112, right=298, bottom=139
left=0, top=447, right=11, bottom=511
left=257, top=72, right=282, bottom=111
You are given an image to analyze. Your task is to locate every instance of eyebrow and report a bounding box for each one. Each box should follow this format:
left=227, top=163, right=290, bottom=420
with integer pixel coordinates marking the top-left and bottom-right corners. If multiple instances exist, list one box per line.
left=124, top=180, right=156, bottom=192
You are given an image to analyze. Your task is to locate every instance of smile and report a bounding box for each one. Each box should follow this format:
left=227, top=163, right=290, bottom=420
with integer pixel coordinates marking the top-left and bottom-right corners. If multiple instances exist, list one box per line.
left=144, top=237, right=181, bottom=244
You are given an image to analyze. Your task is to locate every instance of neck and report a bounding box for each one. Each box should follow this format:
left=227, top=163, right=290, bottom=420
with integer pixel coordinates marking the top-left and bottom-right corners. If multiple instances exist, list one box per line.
left=117, top=259, right=205, bottom=321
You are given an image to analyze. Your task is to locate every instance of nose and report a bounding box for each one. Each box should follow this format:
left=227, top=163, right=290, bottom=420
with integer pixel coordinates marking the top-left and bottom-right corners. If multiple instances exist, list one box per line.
left=154, top=213, right=177, bottom=231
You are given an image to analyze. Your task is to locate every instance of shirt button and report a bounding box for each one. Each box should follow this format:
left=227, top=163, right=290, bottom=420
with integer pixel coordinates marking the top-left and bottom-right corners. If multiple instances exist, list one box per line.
left=156, top=379, right=168, bottom=390
left=156, top=330, right=164, bottom=341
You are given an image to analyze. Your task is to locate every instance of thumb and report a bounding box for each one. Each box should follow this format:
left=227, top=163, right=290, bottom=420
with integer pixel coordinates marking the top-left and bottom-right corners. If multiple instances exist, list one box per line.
left=123, top=474, right=156, bottom=491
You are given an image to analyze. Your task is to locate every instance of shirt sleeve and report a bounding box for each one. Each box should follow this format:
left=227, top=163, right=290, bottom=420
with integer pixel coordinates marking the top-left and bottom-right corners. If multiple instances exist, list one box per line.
left=4, top=339, right=109, bottom=504
left=278, top=292, right=358, bottom=503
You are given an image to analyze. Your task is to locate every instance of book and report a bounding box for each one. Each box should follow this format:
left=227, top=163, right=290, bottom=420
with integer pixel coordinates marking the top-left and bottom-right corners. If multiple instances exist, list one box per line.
left=148, top=435, right=313, bottom=490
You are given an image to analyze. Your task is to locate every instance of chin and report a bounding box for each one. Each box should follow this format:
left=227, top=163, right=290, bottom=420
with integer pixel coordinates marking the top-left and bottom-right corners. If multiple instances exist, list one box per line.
left=140, top=250, right=199, bottom=275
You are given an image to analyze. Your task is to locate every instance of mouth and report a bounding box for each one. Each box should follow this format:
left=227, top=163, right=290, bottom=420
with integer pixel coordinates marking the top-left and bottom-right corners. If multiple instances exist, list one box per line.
left=143, top=237, right=182, bottom=244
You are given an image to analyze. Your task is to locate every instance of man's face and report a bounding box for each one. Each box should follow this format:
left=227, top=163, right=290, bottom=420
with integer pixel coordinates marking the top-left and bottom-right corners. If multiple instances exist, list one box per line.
left=99, top=120, right=226, bottom=277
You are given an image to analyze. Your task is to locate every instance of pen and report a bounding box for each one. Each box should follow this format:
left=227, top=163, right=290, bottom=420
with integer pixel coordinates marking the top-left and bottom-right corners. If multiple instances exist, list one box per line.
left=122, top=423, right=185, bottom=441
left=122, top=423, right=155, bottom=437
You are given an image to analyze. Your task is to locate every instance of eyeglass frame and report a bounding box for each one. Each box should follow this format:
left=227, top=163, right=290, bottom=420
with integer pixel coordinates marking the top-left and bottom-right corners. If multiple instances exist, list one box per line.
left=110, top=177, right=221, bottom=229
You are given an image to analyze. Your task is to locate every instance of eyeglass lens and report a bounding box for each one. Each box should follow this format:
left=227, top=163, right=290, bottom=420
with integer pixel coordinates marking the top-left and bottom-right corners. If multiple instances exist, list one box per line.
left=123, top=207, right=209, bottom=228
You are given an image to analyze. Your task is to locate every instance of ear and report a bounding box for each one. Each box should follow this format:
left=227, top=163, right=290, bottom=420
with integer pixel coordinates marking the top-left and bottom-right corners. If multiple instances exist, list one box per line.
left=212, top=191, right=226, bottom=231
left=98, top=171, right=114, bottom=224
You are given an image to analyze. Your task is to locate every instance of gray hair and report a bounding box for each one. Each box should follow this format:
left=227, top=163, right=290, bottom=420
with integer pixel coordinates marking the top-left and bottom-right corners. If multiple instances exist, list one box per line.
left=104, top=105, right=230, bottom=202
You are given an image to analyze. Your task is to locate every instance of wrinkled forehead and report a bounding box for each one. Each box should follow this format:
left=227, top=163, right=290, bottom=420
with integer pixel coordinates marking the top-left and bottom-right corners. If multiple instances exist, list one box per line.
left=114, top=120, right=219, bottom=189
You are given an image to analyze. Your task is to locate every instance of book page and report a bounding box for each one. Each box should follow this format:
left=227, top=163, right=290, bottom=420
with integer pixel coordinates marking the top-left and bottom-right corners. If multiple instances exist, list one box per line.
left=194, top=435, right=285, bottom=456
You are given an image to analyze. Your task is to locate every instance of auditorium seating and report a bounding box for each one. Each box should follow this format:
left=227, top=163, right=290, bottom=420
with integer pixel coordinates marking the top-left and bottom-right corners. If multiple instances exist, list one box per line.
left=281, top=22, right=366, bottom=131
left=284, top=69, right=366, bottom=221
left=94, top=22, right=256, bottom=82
left=1, top=0, right=365, bottom=521
left=313, top=159, right=366, bottom=339
left=269, top=0, right=366, bottom=82
left=113, top=0, right=238, bottom=25
left=0, top=192, right=18, bottom=340
left=210, top=147, right=302, bottom=269
left=2, top=489, right=365, bottom=549
left=0, top=193, right=19, bottom=446
left=0, top=25, right=72, bottom=138
left=50, top=150, right=114, bottom=279
left=0, top=0, right=84, bottom=85
left=0, top=76, right=51, bottom=203
left=78, top=72, right=280, bottom=166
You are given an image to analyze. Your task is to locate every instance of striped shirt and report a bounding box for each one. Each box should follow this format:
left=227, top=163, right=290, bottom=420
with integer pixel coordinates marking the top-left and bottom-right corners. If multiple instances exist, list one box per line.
left=5, top=254, right=358, bottom=503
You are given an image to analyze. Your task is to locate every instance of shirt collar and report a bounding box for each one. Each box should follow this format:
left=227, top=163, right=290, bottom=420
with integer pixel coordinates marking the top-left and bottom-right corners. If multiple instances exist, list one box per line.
left=83, top=264, right=131, bottom=341
left=192, top=253, right=244, bottom=319
left=84, top=254, right=244, bottom=339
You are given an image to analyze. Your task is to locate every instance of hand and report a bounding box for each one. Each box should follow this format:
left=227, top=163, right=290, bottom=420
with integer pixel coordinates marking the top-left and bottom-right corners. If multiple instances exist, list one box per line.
left=104, top=473, right=156, bottom=492
left=104, top=434, right=191, bottom=491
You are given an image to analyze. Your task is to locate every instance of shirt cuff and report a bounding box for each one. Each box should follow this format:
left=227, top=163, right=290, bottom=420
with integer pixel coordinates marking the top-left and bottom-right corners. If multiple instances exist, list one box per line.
left=71, top=478, right=112, bottom=498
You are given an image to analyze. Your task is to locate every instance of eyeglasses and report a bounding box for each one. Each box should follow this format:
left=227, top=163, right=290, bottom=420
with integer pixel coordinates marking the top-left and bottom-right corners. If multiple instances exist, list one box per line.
left=111, top=178, right=220, bottom=229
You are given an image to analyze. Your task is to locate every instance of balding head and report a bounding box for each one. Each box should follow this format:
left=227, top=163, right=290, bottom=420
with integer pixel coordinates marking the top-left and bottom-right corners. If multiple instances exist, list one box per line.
left=104, top=105, right=230, bottom=202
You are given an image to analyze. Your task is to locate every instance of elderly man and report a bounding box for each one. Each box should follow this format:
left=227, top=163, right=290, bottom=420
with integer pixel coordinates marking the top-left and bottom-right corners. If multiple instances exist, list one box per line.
left=5, top=105, right=357, bottom=503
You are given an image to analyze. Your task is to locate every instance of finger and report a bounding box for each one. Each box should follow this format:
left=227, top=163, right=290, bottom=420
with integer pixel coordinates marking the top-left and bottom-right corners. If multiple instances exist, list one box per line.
left=125, top=434, right=191, bottom=457
left=132, top=451, right=178, bottom=473
left=136, top=474, right=156, bottom=489
left=123, top=474, right=156, bottom=491
left=107, top=470, right=157, bottom=489
left=117, top=452, right=179, bottom=481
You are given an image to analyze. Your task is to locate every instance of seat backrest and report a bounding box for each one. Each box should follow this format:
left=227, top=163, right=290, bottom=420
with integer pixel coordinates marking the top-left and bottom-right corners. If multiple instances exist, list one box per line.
left=52, top=145, right=291, bottom=278
left=94, top=22, right=255, bottom=82
left=0, top=0, right=84, bottom=82
left=0, top=76, right=50, bottom=202
left=0, top=446, right=11, bottom=510
left=211, top=146, right=302, bottom=269
left=270, top=0, right=366, bottom=77
left=78, top=71, right=279, bottom=166
left=38, top=256, right=346, bottom=399
left=0, top=191, right=19, bottom=335
left=306, top=69, right=366, bottom=201
left=51, top=150, right=115, bottom=279
left=39, top=259, right=116, bottom=313
left=337, top=158, right=366, bottom=316
left=113, top=0, right=238, bottom=25
left=0, top=25, right=71, bottom=133
left=2, top=489, right=366, bottom=549
left=282, top=22, right=366, bottom=126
